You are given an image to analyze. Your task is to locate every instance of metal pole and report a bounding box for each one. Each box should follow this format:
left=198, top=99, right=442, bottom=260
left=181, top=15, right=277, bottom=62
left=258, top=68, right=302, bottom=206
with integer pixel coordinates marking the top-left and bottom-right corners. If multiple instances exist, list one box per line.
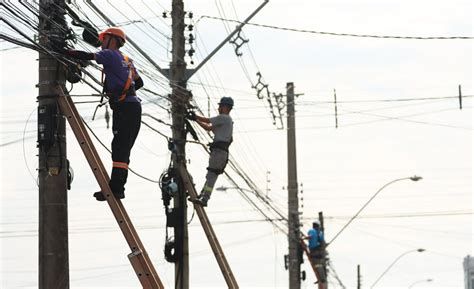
left=328, top=176, right=422, bottom=246
left=186, top=0, right=269, bottom=80
left=287, top=82, right=300, bottom=289
left=370, top=249, right=425, bottom=288
left=38, top=0, right=69, bottom=288
left=171, top=0, right=189, bottom=287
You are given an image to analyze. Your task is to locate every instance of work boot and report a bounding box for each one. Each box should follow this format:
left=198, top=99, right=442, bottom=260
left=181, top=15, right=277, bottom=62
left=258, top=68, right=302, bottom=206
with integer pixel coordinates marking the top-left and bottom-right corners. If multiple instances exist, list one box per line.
left=114, top=191, right=125, bottom=200
left=93, top=191, right=106, bottom=201
left=93, top=191, right=125, bottom=201
left=109, top=180, right=125, bottom=200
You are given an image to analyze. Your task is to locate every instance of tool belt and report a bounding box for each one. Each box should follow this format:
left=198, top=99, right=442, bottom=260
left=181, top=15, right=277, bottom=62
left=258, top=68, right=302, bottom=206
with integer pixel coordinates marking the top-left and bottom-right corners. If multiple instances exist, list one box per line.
left=209, top=141, right=231, bottom=153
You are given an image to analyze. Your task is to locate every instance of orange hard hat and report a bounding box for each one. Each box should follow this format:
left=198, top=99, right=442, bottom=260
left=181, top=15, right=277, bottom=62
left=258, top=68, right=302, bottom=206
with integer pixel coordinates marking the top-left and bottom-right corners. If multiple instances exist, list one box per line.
left=98, top=27, right=126, bottom=43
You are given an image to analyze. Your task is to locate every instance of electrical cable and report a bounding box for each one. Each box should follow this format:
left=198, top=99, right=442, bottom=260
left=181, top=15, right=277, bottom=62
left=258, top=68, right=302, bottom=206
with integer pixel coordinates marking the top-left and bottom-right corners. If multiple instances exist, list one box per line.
left=22, top=108, right=39, bottom=187
left=82, top=119, right=160, bottom=183
left=200, top=15, right=474, bottom=40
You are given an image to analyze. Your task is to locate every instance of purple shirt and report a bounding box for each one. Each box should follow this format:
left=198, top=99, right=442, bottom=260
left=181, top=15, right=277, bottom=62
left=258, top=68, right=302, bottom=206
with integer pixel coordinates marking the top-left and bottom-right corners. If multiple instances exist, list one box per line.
left=95, top=49, right=140, bottom=103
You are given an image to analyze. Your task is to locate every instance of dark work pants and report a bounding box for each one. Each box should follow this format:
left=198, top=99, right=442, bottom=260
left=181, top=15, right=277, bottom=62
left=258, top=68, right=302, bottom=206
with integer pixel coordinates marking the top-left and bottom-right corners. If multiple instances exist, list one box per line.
left=109, top=102, right=141, bottom=196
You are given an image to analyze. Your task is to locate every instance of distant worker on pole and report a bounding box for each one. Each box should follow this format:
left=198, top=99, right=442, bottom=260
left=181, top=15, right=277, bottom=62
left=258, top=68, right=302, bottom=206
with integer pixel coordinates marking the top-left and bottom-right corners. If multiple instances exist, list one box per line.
left=63, top=27, right=144, bottom=201
left=302, top=221, right=327, bottom=283
left=185, top=97, right=234, bottom=206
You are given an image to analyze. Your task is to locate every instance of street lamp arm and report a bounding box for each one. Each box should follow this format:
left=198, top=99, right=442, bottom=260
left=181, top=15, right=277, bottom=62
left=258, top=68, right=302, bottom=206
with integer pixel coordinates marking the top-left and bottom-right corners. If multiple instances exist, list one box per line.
left=370, top=249, right=425, bottom=288
left=371, top=250, right=412, bottom=288
left=328, top=177, right=419, bottom=246
left=408, top=278, right=433, bottom=289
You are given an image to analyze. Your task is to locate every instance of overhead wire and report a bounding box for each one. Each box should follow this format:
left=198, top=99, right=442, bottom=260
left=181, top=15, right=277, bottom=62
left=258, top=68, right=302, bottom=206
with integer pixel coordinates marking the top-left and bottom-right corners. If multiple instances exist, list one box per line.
left=8, top=0, right=470, bottom=250
left=22, top=108, right=39, bottom=187
left=200, top=15, right=474, bottom=40
left=1, top=0, right=288, bottom=250
left=193, top=4, right=274, bottom=183
left=320, top=103, right=473, bottom=130
left=2, top=2, right=180, bottom=185
left=82, top=119, right=161, bottom=183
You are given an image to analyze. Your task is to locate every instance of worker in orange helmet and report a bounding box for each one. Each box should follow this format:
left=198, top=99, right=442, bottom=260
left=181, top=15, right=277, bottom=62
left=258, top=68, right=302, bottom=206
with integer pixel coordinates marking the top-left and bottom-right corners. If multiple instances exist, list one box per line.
left=64, top=27, right=143, bottom=201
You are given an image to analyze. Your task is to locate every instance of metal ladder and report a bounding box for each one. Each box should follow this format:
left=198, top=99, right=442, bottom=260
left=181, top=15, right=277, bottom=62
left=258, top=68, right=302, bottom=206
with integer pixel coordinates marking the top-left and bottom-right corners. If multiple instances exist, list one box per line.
left=178, top=164, right=239, bottom=289
left=55, top=87, right=164, bottom=289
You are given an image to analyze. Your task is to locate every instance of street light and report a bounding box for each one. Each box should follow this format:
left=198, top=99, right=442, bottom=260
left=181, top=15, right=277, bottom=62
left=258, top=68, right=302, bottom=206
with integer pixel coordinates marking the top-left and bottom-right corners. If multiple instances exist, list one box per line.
left=216, top=186, right=242, bottom=192
left=328, top=175, right=422, bottom=245
left=215, top=186, right=257, bottom=194
left=370, top=248, right=426, bottom=288
left=408, top=278, right=433, bottom=289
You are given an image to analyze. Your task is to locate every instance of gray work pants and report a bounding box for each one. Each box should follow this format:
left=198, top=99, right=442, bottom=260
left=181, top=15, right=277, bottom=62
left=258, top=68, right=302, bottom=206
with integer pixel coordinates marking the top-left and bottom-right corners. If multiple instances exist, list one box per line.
left=201, top=148, right=228, bottom=197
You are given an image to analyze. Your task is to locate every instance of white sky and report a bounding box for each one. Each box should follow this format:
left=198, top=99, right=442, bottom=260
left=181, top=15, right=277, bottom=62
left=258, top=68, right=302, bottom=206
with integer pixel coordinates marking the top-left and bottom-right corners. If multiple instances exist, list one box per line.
left=1, top=0, right=473, bottom=288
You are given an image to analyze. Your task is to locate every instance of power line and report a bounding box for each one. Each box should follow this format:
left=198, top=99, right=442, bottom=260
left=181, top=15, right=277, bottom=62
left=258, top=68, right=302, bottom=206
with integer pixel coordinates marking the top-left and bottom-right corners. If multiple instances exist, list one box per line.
left=82, top=119, right=161, bottom=183
left=200, top=15, right=474, bottom=40
left=322, top=210, right=473, bottom=220
left=299, top=95, right=474, bottom=104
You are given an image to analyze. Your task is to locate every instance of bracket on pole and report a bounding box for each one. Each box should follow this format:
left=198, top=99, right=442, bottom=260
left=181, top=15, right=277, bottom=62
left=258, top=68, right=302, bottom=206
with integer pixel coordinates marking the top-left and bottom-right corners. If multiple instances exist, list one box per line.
left=229, top=30, right=249, bottom=57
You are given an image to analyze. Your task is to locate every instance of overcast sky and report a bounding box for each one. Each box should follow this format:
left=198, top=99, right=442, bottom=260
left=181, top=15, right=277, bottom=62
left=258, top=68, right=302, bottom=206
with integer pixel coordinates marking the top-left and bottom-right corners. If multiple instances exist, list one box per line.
left=1, top=0, right=472, bottom=288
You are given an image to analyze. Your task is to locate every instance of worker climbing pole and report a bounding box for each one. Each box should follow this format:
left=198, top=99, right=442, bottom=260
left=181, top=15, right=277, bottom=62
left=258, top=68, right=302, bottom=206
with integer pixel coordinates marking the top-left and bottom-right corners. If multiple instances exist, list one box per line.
left=185, top=96, right=234, bottom=207
left=36, top=1, right=164, bottom=286
left=162, top=1, right=269, bottom=288
left=301, top=213, right=328, bottom=288
left=55, top=86, right=164, bottom=289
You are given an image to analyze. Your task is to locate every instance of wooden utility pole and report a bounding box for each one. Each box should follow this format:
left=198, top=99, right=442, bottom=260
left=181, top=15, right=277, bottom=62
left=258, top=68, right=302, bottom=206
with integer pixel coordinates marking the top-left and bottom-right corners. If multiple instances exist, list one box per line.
left=38, top=0, right=69, bottom=288
left=171, top=0, right=189, bottom=287
left=287, top=82, right=301, bottom=289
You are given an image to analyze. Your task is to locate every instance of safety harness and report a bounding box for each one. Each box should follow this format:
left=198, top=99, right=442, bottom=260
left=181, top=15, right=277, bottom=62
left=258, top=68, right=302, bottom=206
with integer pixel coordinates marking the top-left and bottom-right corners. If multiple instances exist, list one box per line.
left=101, top=53, right=136, bottom=103
left=209, top=140, right=232, bottom=153
left=207, top=138, right=233, bottom=175
left=118, top=54, right=135, bottom=102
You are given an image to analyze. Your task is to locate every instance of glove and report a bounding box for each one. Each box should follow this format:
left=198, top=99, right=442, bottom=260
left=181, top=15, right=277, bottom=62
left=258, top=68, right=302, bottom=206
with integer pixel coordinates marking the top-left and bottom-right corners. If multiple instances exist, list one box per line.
left=185, top=111, right=196, bottom=121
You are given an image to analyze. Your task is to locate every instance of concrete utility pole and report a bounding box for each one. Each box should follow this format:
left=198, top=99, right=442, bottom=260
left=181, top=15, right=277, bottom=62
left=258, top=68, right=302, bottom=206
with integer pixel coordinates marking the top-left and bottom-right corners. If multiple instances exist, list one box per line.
left=171, top=0, right=189, bottom=287
left=318, top=211, right=325, bottom=232
left=38, top=0, right=69, bottom=288
left=357, top=264, right=361, bottom=289
left=287, top=82, right=301, bottom=289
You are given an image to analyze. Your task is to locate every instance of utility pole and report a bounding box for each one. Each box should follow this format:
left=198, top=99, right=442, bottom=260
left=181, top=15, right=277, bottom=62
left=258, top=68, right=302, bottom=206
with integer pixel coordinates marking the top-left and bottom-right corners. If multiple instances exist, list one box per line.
left=38, top=0, right=69, bottom=288
left=171, top=0, right=189, bottom=288
left=357, top=264, right=361, bottom=289
left=287, top=82, right=300, bottom=289
left=318, top=211, right=325, bottom=232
